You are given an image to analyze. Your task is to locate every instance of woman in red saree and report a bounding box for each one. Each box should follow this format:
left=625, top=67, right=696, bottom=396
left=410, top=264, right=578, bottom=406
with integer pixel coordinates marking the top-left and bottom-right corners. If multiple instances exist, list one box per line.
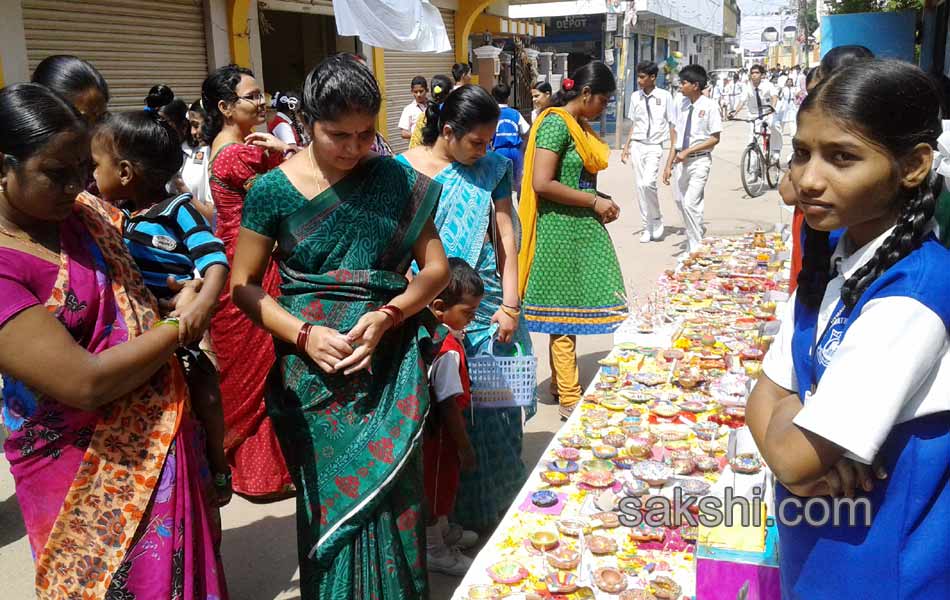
left=0, top=84, right=227, bottom=598
left=203, top=65, right=295, bottom=500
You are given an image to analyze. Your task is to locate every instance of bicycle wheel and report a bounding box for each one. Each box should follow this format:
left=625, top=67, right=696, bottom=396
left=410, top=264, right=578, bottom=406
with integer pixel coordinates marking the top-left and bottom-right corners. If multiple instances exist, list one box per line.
left=740, top=145, right=766, bottom=198
left=765, top=156, right=782, bottom=188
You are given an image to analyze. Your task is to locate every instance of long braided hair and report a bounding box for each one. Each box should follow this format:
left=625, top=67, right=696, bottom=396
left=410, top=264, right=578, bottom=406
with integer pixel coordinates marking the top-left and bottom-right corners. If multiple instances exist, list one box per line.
left=795, top=59, right=943, bottom=310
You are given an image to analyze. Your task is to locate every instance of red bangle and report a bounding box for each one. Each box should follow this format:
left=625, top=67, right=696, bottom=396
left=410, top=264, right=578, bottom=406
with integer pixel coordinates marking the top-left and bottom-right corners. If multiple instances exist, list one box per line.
left=296, top=322, right=312, bottom=353
left=379, top=304, right=404, bottom=327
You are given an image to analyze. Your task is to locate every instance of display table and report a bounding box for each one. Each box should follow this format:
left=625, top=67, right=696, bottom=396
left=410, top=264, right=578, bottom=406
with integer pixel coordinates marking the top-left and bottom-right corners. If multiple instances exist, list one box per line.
left=452, top=231, right=789, bottom=600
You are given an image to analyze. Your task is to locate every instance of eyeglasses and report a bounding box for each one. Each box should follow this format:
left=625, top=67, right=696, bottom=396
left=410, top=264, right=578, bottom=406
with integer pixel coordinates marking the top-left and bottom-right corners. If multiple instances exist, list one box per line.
left=236, top=92, right=266, bottom=105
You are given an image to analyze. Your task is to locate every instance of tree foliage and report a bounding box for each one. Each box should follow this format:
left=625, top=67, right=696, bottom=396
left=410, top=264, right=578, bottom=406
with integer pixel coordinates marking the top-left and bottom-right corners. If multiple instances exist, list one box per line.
left=826, top=0, right=923, bottom=14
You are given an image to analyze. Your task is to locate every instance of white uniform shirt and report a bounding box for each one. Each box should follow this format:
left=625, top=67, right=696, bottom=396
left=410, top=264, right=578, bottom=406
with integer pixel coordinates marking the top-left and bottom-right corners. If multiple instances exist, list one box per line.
left=672, top=94, right=722, bottom=152
left=398, top=101, right=426, bottom=133
left=271, top=112, right=298, bottom=146
left=745, top=81, right=775, bottom=117
left=763, top=224, right=950, bottom=464
left=627, top=87, right=673, bottom=145
left=179, top=142, right=211, bottom=208
left=428, top=350, right=463, bottom=403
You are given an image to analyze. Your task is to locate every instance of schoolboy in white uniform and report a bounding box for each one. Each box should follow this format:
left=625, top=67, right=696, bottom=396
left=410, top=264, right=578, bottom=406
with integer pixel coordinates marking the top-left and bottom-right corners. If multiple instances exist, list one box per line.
left=735, top=64, right=782, bottom=161
left=663, top=65, right=722, bottom=254
left=622, top=61, right=674, bottom=243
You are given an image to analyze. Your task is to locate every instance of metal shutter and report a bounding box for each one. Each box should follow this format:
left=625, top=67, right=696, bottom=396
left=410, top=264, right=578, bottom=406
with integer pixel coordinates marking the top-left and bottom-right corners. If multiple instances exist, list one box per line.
left=384, top=7, right=455, bottom=153
left=23, top=0, right=209, bottom=112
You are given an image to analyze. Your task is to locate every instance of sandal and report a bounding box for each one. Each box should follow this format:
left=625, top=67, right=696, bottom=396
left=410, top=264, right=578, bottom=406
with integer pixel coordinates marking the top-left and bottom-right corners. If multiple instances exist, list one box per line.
left=213, top=470, right=233, bottom=507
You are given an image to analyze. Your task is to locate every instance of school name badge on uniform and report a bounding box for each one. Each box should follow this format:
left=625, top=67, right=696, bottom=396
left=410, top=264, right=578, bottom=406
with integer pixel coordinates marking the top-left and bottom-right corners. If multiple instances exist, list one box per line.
left=699, top=110, right=706, bottom=118
left=655, top=97, right=661, bottom=105
left=193, top=150, right=205, bottom=163
left=152, top=235, right=178, bottom=252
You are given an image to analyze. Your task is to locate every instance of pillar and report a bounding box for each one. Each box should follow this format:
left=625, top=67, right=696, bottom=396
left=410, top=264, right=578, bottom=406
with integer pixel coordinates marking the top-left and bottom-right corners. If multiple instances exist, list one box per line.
left=456, top=0, right=495, bottom=65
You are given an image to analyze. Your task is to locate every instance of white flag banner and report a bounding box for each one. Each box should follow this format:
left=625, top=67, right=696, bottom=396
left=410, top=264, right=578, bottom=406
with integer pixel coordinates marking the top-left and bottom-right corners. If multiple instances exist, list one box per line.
left=332, top=0, right=452, bottom=53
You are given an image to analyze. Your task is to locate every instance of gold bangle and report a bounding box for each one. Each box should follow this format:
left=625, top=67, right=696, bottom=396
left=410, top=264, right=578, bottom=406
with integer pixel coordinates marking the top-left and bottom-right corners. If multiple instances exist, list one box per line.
left=157, top=317, right=180, bottom=329
left=500, top=304, right=521, bottom=318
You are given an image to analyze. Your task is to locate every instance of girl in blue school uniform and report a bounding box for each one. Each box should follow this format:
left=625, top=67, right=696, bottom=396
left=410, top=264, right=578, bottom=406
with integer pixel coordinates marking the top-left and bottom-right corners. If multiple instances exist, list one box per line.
left=748, top=59, right=950, bottom=599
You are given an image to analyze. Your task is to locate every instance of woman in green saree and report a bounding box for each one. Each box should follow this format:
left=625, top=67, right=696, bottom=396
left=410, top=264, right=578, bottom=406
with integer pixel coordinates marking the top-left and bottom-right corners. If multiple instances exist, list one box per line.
left=230, top=55, right=450, bottom=598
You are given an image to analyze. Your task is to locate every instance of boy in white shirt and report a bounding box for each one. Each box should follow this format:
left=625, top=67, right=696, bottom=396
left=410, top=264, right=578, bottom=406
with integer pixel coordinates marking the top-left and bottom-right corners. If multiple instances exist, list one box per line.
left=735, top=64, right=782, bottom=161
left=621, top=61, right=674, bottom=243
left=662, top=65, right=722, bottom=254
left=398, top=76, right=428, bottom=140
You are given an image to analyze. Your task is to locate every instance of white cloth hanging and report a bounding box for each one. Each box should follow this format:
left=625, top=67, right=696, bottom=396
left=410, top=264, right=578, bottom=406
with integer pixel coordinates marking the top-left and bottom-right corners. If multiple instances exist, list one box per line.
left=332, top=0, right=451, bottom=53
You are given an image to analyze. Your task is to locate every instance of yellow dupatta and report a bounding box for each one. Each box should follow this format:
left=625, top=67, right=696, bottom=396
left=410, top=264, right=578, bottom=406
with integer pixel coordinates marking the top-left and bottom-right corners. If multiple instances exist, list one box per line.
left=517, top=107, right=611, bottom=297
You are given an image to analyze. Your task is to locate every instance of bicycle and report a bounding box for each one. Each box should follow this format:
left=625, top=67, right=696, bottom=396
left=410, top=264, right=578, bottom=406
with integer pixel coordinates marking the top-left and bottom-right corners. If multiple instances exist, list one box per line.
left=729, top=106, right=781, bottom=198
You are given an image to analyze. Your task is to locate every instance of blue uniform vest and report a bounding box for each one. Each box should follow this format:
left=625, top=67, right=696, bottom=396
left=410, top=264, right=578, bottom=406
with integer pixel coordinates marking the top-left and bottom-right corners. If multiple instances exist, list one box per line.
left=782, top=234, right=950, bottom=598
left=492, top=107, right=523, bottom=151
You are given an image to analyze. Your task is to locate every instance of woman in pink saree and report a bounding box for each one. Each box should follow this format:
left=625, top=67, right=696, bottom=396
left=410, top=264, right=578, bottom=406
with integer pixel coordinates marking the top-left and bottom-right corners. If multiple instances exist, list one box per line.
left=0, top=84, right=227, bottom=599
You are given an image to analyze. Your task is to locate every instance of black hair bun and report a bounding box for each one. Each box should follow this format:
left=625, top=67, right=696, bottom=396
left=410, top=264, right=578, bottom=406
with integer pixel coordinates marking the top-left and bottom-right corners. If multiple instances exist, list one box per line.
left=145, top=84, right=175, bottom=110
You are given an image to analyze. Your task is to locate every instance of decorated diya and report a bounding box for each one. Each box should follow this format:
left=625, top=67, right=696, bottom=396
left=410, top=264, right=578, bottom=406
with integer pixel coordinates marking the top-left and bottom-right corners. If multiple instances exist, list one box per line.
left=603, top=432, right=628, bottom=448
left=725, top=405, right=746, bottom=419
left=652, top=402, right=680, bottom=419
left=548, top=459, right=579, bottom=474
left=625, top=440, right=653, bottom=459
left=466, top=584, right=504, bottom=600
left=592, top=511, right=621, bottom=528
left=680, top=524, right=699, bottom=542
left=619, top=590, right=659, bottom=600
left=670, top=451, right=695, bottom=475
left=623, top=477, right=650, bottom=497
left=630, top=523, right=666, bottom=542
left=486, top=560, right=529, bottom=585
left=693, top=421, right=720, bottom=441
left=593, top=444, right=619, bottom=459
left=581, top=459, right=615, bottom=473
left=731, top=452, right=763, bottom=474
left=649, top=576, right=682, bottom=600
left=578, top=470, right=615, bottom=488
left=547, top=545, right=581, bottom=570
left=588, top=534, right=618, bottom=555
left=740, top=347, right=765, bottom=361
left=594, top=567, right=628, bottom=593
left=544, top=571, right=579, bottom=594
left=662, top=348, right=685, bottom=362
left=694, top=454, right=720, bottom=472
left=556, top=517, right=591, bottom=537
left=558, top=433, right=589, bottom=449
left=601, top=394, right=631, bottom=411
left=630, top=460, right=673, bottom=487
left=529, top=529, right=559, bottom=551
left=555, top=447, right=581, bottom=461
left=680, top=399, right=708, bottom=413
left=620, top=389, right=654, bottom=404
left=531, top=490, right=559, bottom=508
left=677, top=478, right=711, bottom=497
left=635, top=372, right=667, bottom=387
left=540, top=470, right=570, bottom=486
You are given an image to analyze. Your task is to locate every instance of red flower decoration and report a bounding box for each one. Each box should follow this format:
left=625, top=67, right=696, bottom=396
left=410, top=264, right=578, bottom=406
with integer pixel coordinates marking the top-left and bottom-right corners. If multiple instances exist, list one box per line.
left=563, top=78, right=575, bottom=91
left=368, top=437, right=395, bottom=464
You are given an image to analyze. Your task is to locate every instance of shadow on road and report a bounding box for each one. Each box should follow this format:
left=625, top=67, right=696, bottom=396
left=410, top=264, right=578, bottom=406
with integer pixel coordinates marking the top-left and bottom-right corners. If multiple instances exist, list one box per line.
left=221, top=514, right=299, bottom=599
left=0, top=494, right=26, bottom=548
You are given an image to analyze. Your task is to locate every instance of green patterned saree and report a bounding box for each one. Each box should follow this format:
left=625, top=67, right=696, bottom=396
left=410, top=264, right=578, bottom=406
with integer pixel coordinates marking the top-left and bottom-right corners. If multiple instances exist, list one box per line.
left=241, top=157, right=442, bottom=599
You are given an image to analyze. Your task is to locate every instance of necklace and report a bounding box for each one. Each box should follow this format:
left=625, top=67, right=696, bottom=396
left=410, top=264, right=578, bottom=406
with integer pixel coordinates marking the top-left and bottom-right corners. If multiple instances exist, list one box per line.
left=307, top=145, right=331, bottom=197
left=0, top=216, right=61, bottom=260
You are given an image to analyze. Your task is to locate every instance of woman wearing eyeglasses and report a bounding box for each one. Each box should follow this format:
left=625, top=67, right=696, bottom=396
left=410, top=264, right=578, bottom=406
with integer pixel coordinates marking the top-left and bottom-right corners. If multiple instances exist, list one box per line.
left=202, top=65, right=295, bottom=502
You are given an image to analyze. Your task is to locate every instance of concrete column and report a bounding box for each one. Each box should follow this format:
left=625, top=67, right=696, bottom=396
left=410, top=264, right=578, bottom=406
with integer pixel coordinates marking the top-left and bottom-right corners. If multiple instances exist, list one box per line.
left=204, top=0, right=232, bottom=69
left=473, top=44, right=502, bottom=92
left=0, top=1, right=28, bottom=85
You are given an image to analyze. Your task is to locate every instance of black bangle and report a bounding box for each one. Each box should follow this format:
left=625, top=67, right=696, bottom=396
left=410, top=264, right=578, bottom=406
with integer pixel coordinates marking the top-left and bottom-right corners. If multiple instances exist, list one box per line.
left=502, top=303, right=521, bottom=310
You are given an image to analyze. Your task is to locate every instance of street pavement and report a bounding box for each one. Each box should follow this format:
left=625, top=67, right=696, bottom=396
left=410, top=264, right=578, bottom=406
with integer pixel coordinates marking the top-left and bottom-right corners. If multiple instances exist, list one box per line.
left=0, top=116, right=790, bottom=599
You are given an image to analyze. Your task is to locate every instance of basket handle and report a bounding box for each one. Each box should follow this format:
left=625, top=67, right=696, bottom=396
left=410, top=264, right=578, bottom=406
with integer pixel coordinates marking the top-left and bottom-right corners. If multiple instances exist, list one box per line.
left=487, top=336, right=525, bottom=357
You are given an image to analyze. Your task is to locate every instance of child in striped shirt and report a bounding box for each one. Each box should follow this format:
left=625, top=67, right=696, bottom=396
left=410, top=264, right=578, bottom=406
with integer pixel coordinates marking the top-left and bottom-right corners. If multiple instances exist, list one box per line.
left=92, top=109, right=232, bottom=505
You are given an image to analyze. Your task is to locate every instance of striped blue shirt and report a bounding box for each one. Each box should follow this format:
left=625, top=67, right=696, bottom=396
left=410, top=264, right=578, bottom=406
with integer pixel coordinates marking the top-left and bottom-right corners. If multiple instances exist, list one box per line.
left=122, top=193, right=228, bottom=299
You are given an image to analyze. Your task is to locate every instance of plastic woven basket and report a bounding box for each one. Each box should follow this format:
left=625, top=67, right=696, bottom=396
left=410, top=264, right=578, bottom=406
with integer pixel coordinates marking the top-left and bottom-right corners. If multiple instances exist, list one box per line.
left=468, top=339, right=537, bottom=409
